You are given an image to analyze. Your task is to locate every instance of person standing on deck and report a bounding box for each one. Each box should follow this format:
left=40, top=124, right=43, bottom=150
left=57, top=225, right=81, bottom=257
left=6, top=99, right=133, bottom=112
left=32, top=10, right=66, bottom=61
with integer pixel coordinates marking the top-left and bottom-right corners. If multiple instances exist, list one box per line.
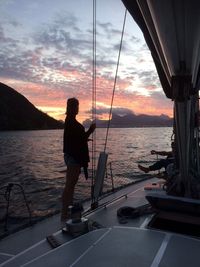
left=61, top=98, right=96, bottom=226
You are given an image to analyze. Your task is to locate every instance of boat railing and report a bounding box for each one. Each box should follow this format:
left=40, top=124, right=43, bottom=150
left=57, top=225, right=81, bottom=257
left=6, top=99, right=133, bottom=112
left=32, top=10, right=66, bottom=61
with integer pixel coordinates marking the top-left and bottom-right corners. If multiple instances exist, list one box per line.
left=0, top=183, right=32, bottom=234
left=74, top=157, right=155, bottom=207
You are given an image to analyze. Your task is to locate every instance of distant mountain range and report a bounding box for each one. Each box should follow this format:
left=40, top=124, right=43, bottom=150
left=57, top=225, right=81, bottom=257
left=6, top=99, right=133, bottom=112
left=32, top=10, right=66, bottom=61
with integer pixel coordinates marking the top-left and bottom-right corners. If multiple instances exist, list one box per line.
left=83, top=111, right=173, bottom=128
left=0, top=82, right=64, bottom=131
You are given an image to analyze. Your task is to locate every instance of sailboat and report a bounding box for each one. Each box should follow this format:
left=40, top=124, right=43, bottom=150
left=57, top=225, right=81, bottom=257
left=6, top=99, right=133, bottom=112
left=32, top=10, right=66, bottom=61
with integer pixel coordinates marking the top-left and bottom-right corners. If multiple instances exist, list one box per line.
left=1, top=0, right=200, bottom=266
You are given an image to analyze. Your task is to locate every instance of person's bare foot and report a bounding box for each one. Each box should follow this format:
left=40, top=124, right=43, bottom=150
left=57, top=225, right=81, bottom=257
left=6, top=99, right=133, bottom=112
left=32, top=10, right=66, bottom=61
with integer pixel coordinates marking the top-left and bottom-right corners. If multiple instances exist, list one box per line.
left=138, top=164, right=150, bottom=173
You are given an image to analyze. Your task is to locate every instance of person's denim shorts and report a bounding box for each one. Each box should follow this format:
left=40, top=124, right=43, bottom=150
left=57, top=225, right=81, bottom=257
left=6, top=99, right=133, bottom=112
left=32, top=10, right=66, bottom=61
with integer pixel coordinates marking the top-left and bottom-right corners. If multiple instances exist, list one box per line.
left=64, top=154, right=80, bottom=166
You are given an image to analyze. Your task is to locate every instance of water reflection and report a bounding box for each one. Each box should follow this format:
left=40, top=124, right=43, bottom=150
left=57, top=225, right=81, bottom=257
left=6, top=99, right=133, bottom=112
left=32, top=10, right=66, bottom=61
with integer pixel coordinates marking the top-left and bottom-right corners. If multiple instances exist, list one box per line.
left=0, top=128, right=172, bottom=228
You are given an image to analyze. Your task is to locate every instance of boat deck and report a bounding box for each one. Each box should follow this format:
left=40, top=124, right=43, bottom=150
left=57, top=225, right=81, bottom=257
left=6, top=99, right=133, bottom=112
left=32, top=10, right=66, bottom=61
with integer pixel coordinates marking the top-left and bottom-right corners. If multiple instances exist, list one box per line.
left=1, top=178, right=200, bottom=267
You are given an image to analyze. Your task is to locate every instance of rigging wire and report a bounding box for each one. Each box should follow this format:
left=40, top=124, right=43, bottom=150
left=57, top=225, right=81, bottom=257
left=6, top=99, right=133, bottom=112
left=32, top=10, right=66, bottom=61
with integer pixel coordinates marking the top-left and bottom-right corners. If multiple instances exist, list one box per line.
left=104, top=8, right=127, bottom=153
left=91, top=0, right=97, bottom=195
left=90, top=5, right=127, bottom=202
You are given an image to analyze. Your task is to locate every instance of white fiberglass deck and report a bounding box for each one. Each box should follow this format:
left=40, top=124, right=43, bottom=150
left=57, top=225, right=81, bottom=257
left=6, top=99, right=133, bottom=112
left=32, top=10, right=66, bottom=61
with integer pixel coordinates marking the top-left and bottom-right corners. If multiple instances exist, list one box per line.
left=1, top=178, right=200, bottom=267
left=2, top=227, right=200, bottom=267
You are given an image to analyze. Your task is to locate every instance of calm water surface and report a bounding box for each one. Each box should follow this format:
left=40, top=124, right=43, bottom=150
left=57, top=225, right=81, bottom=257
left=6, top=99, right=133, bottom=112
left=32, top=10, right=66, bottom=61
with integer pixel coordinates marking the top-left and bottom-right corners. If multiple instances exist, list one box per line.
left=0, top=127, right=172, bottom=224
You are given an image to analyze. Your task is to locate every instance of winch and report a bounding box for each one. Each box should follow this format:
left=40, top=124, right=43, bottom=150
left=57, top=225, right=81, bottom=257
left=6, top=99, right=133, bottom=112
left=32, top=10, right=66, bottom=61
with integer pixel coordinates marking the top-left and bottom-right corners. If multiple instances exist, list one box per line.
left=65, top=203, right=89, bottom=237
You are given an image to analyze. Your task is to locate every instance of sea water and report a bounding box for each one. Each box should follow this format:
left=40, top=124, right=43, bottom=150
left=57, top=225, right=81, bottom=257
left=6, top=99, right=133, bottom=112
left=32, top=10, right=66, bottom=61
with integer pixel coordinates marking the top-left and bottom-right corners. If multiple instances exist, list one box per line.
left=0, top=127, right=172, bottom=224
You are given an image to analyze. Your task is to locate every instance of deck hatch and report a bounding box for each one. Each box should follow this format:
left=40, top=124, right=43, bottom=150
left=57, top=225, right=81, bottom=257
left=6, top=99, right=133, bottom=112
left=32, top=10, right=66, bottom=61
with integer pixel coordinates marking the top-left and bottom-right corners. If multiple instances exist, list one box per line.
left=146, top=192, right=200, bottom=238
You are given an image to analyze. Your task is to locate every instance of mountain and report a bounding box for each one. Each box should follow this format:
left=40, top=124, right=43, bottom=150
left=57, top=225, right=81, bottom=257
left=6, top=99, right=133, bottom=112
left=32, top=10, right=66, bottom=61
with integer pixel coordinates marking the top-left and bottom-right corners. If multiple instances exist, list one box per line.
left=83, top=112, right=173, bottom=128
left=0, top=83, right=64, bottom=131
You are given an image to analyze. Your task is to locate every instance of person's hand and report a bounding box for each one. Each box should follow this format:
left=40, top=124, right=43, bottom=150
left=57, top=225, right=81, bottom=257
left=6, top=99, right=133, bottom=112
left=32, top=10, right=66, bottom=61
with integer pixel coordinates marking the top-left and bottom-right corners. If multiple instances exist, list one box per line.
left=151, top=150, right=156, bottom=155
left=89, top=123, right=96, bottom=133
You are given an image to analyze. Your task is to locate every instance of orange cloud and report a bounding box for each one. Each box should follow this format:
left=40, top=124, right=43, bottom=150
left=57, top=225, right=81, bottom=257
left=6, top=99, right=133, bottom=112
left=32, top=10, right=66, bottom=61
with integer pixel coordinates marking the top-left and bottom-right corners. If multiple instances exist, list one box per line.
left=2, top=70, right=173, bottom=124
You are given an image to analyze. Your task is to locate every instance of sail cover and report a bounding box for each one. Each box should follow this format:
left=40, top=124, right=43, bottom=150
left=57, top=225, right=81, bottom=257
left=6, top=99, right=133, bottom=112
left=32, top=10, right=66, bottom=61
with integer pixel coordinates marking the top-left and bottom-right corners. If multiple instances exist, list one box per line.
left=122, top=0, right=200, bottom=198
left=122, top=0, right=200, bottom=98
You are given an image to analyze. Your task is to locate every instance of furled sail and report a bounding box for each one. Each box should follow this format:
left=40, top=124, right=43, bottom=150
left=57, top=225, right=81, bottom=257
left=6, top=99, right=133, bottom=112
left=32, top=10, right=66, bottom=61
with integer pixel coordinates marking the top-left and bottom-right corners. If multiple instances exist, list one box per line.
left=122, top=0, right=200, bottom=198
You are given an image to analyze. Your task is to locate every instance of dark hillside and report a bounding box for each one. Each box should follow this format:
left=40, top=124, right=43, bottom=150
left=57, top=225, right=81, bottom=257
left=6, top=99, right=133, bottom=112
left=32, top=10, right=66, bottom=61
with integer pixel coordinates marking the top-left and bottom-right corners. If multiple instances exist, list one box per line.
left=0, top=82, right=64, bottom=130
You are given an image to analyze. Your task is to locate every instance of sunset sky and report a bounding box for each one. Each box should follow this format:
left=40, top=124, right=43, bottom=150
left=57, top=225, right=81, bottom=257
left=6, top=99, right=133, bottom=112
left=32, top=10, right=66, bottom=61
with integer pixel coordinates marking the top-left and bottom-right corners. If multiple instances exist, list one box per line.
left=0, top=0, right=173, bottom=122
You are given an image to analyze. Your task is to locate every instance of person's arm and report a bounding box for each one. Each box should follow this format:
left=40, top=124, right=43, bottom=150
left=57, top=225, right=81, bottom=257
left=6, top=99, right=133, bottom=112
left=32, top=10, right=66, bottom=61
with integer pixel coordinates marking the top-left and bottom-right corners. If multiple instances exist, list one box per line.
left=85, top=123, right=96, bottom=139
left=151, top=150, right=172, bottom=156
